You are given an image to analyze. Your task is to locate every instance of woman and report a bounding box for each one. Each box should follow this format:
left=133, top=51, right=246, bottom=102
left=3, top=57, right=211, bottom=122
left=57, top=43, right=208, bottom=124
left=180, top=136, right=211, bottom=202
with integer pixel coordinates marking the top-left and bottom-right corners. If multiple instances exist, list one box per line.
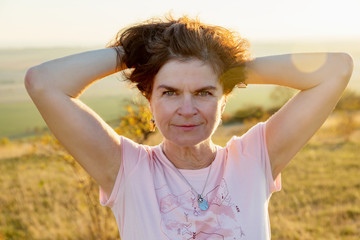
left=25, top=16, right=353, bottom=239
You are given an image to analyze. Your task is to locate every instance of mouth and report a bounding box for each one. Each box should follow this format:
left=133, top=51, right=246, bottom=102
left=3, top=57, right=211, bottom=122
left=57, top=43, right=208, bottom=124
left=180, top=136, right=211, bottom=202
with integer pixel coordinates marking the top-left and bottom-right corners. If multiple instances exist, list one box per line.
left=172, top=124, right=201, bottom=131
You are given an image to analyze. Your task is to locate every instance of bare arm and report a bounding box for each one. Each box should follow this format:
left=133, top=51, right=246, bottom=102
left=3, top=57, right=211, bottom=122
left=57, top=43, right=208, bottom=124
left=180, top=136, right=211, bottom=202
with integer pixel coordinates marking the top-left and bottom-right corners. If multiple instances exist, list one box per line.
left=25, top=48, right=125, bottom=196
left=245, top=53, right=353, bottom=179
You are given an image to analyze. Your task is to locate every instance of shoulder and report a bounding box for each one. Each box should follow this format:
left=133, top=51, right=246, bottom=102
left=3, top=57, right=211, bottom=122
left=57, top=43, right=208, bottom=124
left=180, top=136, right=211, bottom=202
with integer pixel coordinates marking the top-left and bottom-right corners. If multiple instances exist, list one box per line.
left=224, top=121, right=270, bottom=169
left=120, top=136, right=151, bottom=154
left=224, top=121, right=281, bottom=193
left=120, top=136, right=153, bottom=169
left=226, top=122, right=267, bottom=151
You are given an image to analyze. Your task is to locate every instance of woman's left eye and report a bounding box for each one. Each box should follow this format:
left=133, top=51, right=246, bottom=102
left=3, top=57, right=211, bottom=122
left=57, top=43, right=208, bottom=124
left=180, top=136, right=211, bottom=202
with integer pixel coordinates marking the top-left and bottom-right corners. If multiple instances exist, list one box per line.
left=197, top=91, right=211, bottom=96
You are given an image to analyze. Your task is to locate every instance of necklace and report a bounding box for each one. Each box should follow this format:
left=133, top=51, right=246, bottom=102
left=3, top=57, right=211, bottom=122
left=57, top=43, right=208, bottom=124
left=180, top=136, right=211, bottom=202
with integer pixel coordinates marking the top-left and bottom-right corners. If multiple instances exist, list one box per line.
left=161, top=145, right=216, bottom=211
left=171, top=160, right=213, bottom=211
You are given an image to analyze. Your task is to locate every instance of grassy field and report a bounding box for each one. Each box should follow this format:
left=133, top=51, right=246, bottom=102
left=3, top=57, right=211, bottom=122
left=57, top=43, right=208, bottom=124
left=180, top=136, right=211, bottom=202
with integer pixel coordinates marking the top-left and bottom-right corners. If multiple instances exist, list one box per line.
left=0, top=113, right=359, bottom=240
left=270, top=141, right=360, bottom=239
left=0, top=42, right=359, bottom=239
left=0, top=95, right=132, bottom=138
left=1, top=40, right=359, bottom=139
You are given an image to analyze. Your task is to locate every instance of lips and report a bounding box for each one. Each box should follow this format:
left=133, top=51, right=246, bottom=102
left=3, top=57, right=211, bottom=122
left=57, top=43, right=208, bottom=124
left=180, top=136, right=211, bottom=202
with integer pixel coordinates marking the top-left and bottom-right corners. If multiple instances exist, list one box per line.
left=172, top=123, right=202, bottom=131
left=173, top=123, right=201, bottom=127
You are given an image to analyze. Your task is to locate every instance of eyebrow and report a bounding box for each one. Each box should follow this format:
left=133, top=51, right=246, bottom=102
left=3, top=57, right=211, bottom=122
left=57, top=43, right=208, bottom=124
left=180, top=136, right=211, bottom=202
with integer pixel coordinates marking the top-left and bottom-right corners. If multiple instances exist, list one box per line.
left=157, top=85, right=178, bottom=91
left=157, top=84, right=218, bottom=92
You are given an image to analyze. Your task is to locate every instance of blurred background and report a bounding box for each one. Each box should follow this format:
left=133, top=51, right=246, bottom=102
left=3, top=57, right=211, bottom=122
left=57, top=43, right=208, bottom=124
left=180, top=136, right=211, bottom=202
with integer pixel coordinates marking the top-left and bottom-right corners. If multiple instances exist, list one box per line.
left=0, top=0, right=359, bottom=239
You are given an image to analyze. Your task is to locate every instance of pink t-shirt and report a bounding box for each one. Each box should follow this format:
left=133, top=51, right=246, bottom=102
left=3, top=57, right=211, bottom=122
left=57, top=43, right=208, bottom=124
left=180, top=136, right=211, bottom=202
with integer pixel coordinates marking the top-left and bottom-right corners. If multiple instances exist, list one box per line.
left=100, top=122, right=281, bottom=239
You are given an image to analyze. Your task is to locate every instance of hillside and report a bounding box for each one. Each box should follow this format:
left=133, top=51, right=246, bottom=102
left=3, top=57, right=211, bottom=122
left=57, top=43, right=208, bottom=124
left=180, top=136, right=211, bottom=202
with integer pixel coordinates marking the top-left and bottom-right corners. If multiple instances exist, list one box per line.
left=1, top=40, right=360, bottom=139
left=0, top=114, right=359, bottom=239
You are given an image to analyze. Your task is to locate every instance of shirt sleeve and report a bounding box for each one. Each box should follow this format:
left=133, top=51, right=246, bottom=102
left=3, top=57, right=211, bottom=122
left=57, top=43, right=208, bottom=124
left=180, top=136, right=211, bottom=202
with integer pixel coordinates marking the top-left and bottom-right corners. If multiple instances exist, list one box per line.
left=230, top=122, right=281, bottom=195
left=99, top=136, right=149, bottom=207
left=258, top=122, right=281, bottom=194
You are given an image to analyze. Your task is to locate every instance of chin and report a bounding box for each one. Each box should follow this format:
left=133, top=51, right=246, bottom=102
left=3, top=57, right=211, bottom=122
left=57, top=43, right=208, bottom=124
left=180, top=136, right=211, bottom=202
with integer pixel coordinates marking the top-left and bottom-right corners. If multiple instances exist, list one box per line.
left=167, top=135, right=211, bottom=147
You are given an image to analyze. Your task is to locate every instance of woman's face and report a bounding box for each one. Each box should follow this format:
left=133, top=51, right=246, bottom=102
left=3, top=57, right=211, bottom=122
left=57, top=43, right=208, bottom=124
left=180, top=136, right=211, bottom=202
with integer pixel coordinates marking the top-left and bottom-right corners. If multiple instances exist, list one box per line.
left=150, top=58, right=226, bottom=147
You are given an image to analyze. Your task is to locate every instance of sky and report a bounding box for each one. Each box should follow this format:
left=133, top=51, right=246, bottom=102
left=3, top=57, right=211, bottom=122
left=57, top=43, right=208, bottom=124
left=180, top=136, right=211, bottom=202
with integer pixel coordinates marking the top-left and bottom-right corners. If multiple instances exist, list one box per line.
left=0, top=0, right=360, bottom=48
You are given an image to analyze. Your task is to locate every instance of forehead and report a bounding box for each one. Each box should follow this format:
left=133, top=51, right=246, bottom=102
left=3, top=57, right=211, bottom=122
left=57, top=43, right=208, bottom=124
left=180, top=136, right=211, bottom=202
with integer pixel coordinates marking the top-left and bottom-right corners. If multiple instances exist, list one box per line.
left=153, top=58, right=220, bottom=88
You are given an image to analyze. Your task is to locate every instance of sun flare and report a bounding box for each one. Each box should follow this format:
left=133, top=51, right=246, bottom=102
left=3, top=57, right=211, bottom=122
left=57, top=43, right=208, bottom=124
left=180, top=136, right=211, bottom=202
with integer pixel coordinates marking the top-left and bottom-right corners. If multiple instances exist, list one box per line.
left=291, top=53, right=327, bottom=73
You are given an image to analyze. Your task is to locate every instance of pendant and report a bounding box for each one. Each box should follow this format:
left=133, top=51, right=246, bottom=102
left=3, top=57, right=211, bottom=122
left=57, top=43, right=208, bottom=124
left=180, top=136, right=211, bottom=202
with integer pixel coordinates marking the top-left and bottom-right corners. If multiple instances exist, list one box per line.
left=198, top=194, right=209, bottom=211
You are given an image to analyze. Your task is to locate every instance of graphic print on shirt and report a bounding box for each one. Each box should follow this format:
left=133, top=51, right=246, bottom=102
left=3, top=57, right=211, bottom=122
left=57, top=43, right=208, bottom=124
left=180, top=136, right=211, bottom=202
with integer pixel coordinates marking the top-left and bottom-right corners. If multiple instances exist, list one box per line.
left=156, top=178, right=246, bottom=239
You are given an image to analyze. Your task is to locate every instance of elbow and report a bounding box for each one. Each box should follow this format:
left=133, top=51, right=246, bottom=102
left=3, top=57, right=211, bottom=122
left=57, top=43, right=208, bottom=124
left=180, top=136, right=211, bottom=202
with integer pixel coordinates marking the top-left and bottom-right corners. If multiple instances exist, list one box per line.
left=24, top=65, right=47, bottom=96
left=324, top=52, right=354, bottom=90
left=344, top=53, right=354, bottom=80
left=24, top=67, right=36, bottom=93
left=337, top=52, right=354, bottom=83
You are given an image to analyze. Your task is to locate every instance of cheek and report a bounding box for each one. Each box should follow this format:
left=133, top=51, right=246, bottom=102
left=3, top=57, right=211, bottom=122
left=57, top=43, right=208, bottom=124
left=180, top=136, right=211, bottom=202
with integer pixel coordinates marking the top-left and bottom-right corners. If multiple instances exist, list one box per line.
left=152, top=101, right=172, bottom=123
left=202, top=102, right=223, bottom=119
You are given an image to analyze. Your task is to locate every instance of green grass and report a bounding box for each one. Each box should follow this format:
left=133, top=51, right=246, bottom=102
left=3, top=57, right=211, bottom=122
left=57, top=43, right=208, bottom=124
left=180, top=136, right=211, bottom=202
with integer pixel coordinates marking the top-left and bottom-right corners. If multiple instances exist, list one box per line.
left=0, top=95, right=130, bottom=139
left=0, top=101, right=44, bottom=138
left=224, top=85, right=276, bottom=113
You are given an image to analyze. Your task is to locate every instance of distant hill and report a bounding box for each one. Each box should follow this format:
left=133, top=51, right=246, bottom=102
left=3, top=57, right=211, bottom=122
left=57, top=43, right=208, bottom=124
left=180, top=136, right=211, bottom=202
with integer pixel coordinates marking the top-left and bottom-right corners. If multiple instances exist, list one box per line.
left=0, top=41, right=359, bottom=138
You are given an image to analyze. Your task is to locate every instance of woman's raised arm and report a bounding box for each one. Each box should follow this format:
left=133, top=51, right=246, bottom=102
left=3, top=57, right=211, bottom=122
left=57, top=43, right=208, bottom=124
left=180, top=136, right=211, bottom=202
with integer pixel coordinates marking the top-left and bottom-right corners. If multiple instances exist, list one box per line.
left=25, top=48, right=125, bottom=196
left=245, top=53, right=354, bottom=179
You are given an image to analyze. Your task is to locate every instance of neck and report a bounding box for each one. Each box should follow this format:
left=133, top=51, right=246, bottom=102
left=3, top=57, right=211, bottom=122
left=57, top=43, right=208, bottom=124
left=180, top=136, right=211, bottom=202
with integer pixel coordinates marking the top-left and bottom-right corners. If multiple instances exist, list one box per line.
left=161, top=139, right=217, bottom=169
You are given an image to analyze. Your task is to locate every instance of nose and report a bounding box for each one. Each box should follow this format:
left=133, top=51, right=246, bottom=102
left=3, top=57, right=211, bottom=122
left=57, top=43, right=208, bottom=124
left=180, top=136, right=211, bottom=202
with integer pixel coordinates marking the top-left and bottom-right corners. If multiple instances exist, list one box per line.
left=177, top=94, right=198, bottom=117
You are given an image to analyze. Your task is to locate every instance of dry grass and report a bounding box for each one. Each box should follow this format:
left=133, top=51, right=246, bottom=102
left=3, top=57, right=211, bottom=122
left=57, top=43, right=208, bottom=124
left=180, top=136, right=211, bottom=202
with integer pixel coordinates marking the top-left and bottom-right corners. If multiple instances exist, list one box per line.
left=0, top=112, right=359, bottom=239
left=0, top=142, right=34, bottom=160
left=0, top=151, right=119, bottom=239
left=270, top=141, right=360, bottom=240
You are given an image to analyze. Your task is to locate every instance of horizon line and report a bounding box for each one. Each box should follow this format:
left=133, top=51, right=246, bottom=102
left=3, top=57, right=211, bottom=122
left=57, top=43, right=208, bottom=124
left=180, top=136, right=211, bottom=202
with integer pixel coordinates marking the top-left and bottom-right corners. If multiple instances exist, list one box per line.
left=1, top=37, right=360, bottom=50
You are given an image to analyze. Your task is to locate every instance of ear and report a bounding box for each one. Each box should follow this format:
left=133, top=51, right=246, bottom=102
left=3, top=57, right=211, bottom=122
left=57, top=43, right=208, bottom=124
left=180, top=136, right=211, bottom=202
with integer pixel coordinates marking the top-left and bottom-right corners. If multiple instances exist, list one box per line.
left=221, top=96, right=227, bottom=114
left=148, top=98, right=153, bottom=115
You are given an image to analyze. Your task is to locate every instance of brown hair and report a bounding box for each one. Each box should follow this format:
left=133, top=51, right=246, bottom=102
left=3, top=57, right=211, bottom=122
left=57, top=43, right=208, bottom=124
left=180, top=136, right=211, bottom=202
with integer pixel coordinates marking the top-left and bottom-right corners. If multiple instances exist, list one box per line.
left=107, top=15, right=251, bottom=99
